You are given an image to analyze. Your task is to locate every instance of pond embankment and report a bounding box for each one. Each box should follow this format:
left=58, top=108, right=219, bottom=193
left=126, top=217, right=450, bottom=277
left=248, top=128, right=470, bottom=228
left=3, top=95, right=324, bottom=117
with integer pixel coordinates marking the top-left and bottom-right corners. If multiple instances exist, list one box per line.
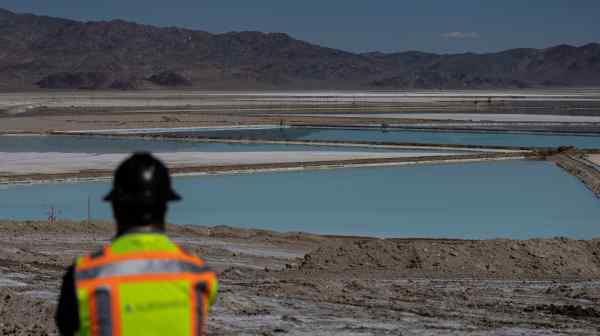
left=551, top=151, right=600, bottom=198
left=0, top=151, right=529, bottom=185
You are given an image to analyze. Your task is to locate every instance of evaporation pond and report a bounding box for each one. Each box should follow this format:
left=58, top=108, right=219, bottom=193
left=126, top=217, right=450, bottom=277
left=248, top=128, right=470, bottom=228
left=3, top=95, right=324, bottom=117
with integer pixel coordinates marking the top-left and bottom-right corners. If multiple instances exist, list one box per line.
left=177, top=127, right=600, bottom=149
left=1, top=160, right=598, bottom=239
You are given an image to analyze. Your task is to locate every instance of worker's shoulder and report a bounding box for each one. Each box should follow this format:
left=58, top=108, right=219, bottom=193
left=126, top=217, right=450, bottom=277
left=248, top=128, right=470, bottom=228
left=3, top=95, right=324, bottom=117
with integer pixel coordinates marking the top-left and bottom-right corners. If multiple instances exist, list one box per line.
left=174, top=244, right=215, bottom=272
left=176, top=244, right=206, bottom=261
left=71, top=247, right=104, bottom=270
left=77, top=247, right=105, bottom=262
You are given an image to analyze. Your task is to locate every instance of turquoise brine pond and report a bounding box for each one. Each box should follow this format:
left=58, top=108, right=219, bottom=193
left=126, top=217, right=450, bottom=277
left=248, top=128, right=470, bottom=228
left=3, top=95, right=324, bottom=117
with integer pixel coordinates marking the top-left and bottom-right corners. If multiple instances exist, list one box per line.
left=178, top=127, right=600, bottom=148
left=1, top=160, right=598, bottom=239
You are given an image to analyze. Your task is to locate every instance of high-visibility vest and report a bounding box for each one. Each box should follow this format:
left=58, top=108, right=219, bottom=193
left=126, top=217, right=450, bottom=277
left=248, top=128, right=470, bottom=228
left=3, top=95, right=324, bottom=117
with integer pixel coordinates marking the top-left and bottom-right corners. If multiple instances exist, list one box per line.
left=74, top=232, right=218, bottom=336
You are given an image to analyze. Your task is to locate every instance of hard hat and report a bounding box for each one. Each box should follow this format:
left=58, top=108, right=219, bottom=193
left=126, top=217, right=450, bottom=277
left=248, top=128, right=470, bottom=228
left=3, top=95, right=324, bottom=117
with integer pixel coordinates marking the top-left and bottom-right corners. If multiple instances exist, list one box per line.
left=104, top=152, right=181, bottom=204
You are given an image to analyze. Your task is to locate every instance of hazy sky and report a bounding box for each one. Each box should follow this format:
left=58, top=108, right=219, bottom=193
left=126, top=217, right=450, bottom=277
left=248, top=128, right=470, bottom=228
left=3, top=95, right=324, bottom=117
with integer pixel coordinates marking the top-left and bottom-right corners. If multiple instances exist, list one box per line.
left=2, top=0, right=599, bottom=54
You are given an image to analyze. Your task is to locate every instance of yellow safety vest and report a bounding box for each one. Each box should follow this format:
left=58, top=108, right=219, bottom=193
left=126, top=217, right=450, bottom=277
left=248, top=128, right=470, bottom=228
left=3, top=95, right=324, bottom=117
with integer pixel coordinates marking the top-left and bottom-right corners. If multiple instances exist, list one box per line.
left=74, top=232, right=218, bottom=336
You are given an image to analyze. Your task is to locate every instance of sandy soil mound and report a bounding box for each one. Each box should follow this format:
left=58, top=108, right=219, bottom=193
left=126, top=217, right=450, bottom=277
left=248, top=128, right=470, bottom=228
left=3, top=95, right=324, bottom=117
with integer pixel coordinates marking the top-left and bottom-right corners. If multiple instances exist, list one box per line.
left=299, top=238, right=600, bottom=280
left=2, top=220, right=600, bottom=335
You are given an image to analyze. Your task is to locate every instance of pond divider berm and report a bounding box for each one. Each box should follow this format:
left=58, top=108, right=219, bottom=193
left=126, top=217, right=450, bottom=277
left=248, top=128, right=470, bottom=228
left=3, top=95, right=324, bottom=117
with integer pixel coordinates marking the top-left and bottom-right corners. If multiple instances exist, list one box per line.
left=52, top=130, right=533, bottom=152
left=289, top=123, right=600, bottom=135
left=550, top=150, right=600, bottom=199
left=0, top=152, right=530, bottom=185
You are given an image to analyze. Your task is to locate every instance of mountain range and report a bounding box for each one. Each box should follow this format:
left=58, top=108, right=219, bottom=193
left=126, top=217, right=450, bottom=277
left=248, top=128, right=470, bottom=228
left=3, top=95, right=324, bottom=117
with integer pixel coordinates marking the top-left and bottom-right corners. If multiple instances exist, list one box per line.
left=1, top=8, right=599, bottom=90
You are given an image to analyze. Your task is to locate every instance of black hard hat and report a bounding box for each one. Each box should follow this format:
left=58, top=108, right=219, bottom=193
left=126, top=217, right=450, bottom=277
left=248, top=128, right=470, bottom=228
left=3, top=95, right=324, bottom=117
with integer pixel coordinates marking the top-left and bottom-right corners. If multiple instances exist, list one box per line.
left=104, top=152, right=181, bottom=204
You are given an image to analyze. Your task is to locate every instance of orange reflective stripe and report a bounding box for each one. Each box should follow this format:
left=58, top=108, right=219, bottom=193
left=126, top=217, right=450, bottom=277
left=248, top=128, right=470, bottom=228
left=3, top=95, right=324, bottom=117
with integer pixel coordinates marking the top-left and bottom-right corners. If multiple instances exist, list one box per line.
left=190, top=283, right=198, bottom=336
left=110, top=286, right=121, bottom=336
left=77, top=252, right=205, bottom=270
left=79, top=246, right=110, bottom=266
left=199, top=284, right=208, bottom=336
left=190, top=282, right=208, bottom=336
left=94, top=288, right=113, bottom=336
left=77, top=272, right=217, bottom=290
left=174, top=243, right=195, bottom=257
left=88, top=288, right=99, bottom=336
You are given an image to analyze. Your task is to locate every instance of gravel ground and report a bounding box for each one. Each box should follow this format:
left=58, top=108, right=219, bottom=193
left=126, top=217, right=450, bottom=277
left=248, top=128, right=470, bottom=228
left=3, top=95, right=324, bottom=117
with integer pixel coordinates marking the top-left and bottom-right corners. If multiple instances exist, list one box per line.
left=1, top=220, right=599, bottom=335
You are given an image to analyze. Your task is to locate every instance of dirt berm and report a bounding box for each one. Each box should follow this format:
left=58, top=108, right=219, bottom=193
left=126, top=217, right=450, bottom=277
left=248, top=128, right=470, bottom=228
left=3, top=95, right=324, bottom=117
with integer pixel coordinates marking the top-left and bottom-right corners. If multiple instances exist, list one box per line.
left=297, top=238, right=600, bottom=280
left=1, top=220, right=600, bottom=335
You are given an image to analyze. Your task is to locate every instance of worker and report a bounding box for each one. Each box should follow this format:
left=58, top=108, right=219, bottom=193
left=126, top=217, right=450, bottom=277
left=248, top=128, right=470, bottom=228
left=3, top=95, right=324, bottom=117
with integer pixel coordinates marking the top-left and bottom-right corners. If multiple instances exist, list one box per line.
left=55, top=152, right=218, bottom=336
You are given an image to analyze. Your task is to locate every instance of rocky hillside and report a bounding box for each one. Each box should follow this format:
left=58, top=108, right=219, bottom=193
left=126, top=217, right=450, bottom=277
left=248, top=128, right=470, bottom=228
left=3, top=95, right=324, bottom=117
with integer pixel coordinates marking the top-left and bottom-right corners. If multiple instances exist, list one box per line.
left=1, top=8, right=599, bottom=90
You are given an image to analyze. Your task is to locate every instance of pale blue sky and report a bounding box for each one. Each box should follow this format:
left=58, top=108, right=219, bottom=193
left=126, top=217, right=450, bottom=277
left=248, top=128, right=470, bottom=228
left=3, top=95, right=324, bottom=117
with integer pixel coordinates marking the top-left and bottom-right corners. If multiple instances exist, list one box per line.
left=2, top=0, right=599, bottom=53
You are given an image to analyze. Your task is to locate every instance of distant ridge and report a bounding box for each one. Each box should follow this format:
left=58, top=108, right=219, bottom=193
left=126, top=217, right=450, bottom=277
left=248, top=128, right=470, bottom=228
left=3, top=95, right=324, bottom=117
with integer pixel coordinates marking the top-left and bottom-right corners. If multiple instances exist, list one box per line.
left=0, top=8, right=599, bottom=90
